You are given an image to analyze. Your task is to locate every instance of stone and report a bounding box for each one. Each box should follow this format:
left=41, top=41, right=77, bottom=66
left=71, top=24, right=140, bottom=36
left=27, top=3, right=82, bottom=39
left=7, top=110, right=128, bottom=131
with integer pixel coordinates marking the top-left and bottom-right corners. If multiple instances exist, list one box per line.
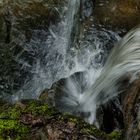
left=122, top=77, right=140, bottom=140
left=0, top=99, right=116, bottom=140
left=93, top=0, right=140, bottom=31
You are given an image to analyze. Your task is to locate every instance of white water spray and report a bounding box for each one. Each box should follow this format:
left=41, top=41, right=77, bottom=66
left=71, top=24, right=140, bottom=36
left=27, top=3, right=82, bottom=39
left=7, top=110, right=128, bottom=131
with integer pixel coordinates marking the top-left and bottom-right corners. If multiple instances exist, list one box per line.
left=59, top=26, right=140, bottom=123
left=82, top=25, right=140, bottom=123
left=12, top=0, right=119, bottom=102
left=10, top=0, right=81, bottom=101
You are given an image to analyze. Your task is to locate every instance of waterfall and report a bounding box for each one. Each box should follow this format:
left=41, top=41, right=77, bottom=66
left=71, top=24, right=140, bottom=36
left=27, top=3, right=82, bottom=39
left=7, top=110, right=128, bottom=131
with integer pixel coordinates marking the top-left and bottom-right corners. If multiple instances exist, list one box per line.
left=11, top=0, right=119, bottom=102
left=3, top=0, right=136, bottom=126
left=78, top=25, right=140, bottom=123
left=10, top=0, right=81, bottom=101
left=54, top=25, right=140, bottom=124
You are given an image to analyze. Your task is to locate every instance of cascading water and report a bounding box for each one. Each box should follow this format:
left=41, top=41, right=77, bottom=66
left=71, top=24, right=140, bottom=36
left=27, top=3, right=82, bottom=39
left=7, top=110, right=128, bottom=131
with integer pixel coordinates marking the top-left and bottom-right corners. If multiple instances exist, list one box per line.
left=10, top=0, right=81, bottom=101
left=9, top=0, right=120, bottom=102
left=58, top=26, right=140, bottom=124
left=1, top=0, right=130, bottom=126
left=54, top=27, right=120, bottom=116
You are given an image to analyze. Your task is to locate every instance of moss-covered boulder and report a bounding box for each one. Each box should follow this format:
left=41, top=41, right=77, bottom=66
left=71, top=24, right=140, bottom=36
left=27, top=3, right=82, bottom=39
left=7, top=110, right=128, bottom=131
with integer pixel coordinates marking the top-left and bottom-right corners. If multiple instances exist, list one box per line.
left=0, top=100, right=121, bottom=139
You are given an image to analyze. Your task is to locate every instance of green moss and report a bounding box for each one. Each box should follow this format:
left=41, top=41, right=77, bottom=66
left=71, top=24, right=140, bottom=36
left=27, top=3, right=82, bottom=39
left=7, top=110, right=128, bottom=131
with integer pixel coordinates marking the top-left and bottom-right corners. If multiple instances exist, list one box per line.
left=81, top=125, right=96, bottom=134
left=67, top=115, right=96, bottom=134
left=0, top=100, right=112, bottom=139
left=108, top=130, right=122, bottom=140
left=0, top=100, right=56, bottom=119
left=0, top=119, right=29, bottom=139
left=0, top=100, right=54, bottom=139
left=62, top=113, right=108, bottom=139
left=0, top=107, right=20, bottom=119
left=62, top=113, right=80, bottom=124
left=22, top=100, right=56, bottom=116
left=81, top=123, right=107, bottom=138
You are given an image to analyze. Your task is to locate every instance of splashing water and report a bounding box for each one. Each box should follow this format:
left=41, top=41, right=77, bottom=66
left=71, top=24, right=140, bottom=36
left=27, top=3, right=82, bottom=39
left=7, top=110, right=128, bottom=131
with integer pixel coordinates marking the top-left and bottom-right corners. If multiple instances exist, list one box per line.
left=11, top=1, right=140, bottom=126
left=2, top=0, right=132, bottom=126
left=60, top=26, right=140, bottom=124
left=10, top=0, right=81, bottom=101
left=10, top=0, right=119, bottom=102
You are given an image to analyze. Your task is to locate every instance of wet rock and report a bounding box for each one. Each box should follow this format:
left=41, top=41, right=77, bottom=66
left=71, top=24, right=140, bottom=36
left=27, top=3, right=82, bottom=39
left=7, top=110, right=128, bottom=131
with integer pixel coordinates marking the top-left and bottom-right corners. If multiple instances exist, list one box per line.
left=39, top=72, right=91, bottom=114
left=80, top=0, right=95, bottom=20
left=39, top=71, right=124, bottom=138
left=0, top=0, right=66, bottom=99
left=79, top=0, right=140, bottom=39
left=96, top=98, right=124, bottom=133
left=0, top=0, right=65, bottom=43
left=93, top=0, right=140, bottom=31
left=39, top=88, right=55, bottom=106
left=122, top=77, right=140, bottom=140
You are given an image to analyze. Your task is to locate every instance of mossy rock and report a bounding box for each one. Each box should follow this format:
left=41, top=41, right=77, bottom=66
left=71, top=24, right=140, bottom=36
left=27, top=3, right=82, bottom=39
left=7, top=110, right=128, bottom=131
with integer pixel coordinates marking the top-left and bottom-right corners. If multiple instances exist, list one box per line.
left=0, top=100, right=121, bottom=139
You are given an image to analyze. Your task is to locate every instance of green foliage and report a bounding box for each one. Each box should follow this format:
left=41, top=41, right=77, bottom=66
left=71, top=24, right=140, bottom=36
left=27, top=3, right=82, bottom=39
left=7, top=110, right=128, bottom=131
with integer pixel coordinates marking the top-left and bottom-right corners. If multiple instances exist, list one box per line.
left=0, top=106, right=20, bottom=119
left=0, top=100, right=116, bottom=139
left=0, top=119, right=29, bottom=139
left=21, top=100, right=57, bottom=115
left=108, top=130, right=122, bottom=140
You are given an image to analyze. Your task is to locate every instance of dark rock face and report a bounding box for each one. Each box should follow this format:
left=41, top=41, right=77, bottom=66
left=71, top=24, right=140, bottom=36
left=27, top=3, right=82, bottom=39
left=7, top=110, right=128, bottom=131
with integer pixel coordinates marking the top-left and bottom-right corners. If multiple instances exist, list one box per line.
left=0, top=0, right=66, bottom=99
left=93, top=0, right=140, bottom=32
left=96, top=99, right=124, bottom=133
left=0, top=0, right=65, bottom=43
left=122, top=78, right=140, bottom=140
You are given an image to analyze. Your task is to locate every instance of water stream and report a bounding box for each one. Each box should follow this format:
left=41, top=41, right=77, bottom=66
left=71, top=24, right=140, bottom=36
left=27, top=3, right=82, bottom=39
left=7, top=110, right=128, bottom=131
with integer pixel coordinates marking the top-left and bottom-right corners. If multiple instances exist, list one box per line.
left=9, top=0, right=120, bottom=103
left=10, top=0, right=81, bottom=101
left=78, top=26, right=140, bottom=123
left=1, top=0, right=139, bottom=125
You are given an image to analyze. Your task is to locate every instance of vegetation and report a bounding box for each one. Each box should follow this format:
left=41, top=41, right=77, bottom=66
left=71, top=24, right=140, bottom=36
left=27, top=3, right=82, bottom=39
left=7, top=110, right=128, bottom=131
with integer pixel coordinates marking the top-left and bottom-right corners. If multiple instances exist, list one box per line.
left=0, top=100, right=121, bottom=139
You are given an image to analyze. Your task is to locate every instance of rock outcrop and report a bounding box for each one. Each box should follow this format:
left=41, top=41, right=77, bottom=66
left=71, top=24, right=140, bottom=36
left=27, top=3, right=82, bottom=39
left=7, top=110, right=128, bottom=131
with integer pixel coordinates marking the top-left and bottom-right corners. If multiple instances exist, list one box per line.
left=123, top=77, right=140, bottom=140
left=93, top=0, right=140, bottom=32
